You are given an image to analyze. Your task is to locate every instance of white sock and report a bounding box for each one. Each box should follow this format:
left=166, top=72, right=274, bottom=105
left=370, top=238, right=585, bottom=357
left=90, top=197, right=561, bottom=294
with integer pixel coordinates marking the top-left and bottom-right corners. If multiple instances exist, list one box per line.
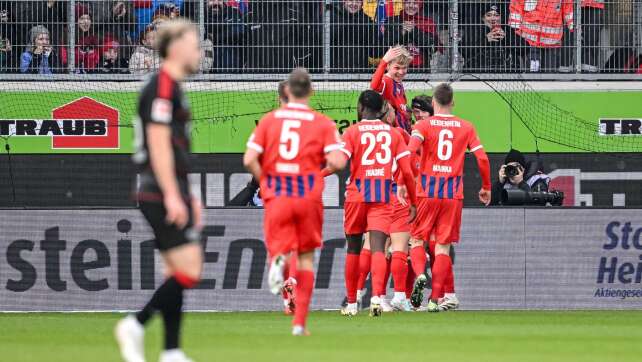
left=347, top=302, right=358, bottom=308
left=394, top=292, right=406, bottom=301
left=444, top=293, right=456, bottom=299
left=283, top=299, right=289, bottom=307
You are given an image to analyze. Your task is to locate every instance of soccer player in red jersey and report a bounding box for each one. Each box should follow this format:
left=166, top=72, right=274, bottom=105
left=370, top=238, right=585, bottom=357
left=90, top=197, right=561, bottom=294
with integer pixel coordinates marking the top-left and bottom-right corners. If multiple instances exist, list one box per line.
left=337, top=90, right=417, bottom=317
left=371, top=46, right=412, bottom=134
left=243, top=68, right=346, bottom=335
left=407, top=83, right=492, bottom=312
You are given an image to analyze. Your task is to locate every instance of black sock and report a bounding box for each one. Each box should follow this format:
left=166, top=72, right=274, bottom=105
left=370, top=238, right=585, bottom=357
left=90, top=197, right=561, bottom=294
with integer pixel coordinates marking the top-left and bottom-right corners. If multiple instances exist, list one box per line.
left=161, top=288, right=183, bottom=350
left=135, top=277, right=185, bottom=328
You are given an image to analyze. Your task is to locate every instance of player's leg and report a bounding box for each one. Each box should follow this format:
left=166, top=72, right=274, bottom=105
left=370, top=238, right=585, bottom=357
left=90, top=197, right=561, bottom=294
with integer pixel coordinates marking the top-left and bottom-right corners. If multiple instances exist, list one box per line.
left=380, top=242, right=394, bottom=313
left=356, top=234, right=371, bottom=304
left=390, top=231, right=412, bottom=311
left=342, top=202, right=367, bottom=316
left=439, top=201, right=462, bottom=310
left=409, top=198, right=438, bottom=308
left=291, top=200, right=323, bottom=335
left=264, top=199, right=295, bottom=295
left=281, top=252, right=297, bottom=315
left=428, top=200, right=460, bottom=312
left=116, top=202, right=202, bottom=362
left=366, top=203, right=393, bottom=317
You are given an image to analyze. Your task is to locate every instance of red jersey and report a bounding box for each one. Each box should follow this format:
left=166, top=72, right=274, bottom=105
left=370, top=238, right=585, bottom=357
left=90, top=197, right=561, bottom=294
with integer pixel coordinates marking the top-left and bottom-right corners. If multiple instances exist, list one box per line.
left=411, top=114, right=484, bottom=200
left=371, top=60, right=411, bottom=133
left=247, top=103, right=342, bottom=202
left=341, top=120, right=410, bottom=203
left=391, top=127, right=411, bottom=204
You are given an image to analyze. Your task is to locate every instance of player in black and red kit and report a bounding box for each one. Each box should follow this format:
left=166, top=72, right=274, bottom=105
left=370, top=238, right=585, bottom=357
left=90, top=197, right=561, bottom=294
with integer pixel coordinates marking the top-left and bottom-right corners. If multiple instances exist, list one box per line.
left=115, top=19, right=202, bottom=362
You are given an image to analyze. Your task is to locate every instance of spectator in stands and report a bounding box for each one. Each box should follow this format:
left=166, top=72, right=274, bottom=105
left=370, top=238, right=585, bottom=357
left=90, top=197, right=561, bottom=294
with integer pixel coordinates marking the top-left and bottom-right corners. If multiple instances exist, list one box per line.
left=0, top=5, right=14, bottom=72
left=330, top=0, right=379, bottom=72
left=20, top=25, right=58, bottom=74
left=134, top=0, right=183, bottom=36
left=387, top=0, right=436, bottom=69
left=461, top=3, right=520, bottom=72
left=15, top=1, right=68, bottom=70
left=96, top=36, right=128, bottom=74
left=362, top=0, right=403, bottom=21
left=129, top=25, right=159, bottom=74
left=93, top=1, right=137, bottom=63
left=74, top=3, right=100, bottom=73
left=204, top=0, right=245, bottom=72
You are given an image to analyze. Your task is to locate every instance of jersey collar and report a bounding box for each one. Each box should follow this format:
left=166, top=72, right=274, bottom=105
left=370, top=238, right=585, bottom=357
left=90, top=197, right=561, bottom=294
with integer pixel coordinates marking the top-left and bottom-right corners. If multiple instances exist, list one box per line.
left=434, top=113, right=454, bottom=117
left=360, top=119, right=381, bottom=123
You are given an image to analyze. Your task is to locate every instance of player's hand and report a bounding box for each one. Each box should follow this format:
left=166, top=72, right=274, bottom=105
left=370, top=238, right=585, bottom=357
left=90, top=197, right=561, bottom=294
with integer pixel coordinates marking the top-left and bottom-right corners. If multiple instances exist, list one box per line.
left=191, top=196, right=203, bottom=231
left=383, top=47, right=402, bottom=63
left=498, top=165, right=507, bottom=183
left=407, top=205, right=417, bottom=224
left=478, top=189, right=491, bottom=206
left=396, top=185, right=408, bottom=206
left=164, top=193, right=189, bottom=228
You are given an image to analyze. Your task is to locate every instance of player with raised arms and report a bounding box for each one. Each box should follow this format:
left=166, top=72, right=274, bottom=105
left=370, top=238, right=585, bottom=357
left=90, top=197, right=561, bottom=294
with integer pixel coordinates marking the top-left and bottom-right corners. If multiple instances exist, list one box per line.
left=371, top=46, right=412, bottom=133
left=338, top=90, right=417, bottom=317
left=116, top=19, right=203, bottom=362
left=243, top=68, right=346, bottom=335
left=407, top=83, right=492, bottom=311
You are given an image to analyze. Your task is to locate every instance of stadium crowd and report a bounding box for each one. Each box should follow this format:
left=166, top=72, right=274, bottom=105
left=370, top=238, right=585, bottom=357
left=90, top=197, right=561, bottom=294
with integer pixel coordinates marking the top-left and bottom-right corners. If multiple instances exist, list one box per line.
left=0, top=0, right=640, bottom=74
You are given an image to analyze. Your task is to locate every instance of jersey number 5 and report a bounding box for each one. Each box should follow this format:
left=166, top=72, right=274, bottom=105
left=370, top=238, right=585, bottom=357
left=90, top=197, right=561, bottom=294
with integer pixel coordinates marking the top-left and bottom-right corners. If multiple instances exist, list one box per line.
left=279, top=120, right=301, bottom=160
left=361, top=132, right=391, bottom=166
left=437, top=129, right=453, bottom=161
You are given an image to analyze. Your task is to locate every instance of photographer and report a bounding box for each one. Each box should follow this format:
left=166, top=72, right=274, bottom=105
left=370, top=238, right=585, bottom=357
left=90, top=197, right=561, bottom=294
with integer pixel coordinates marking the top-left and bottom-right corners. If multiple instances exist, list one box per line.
left=490, top=149, right=548, bottom=206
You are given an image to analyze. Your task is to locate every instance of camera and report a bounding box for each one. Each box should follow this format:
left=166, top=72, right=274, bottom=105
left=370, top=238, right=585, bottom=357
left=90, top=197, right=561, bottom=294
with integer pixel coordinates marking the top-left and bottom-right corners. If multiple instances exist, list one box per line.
left=505, top=164, right=520, bottom=178
left=501, top=189, right=564, bottom=206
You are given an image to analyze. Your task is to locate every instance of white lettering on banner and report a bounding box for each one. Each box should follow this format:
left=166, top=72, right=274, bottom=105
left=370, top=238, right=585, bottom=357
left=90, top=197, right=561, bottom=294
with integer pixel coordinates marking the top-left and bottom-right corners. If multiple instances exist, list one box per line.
left=365, top=168, right=385, bottom=177
left=276, top=162, right=300, bottom=174
left=2, top=209, right=642, bottom=311
left=430, top=119, right=461, bottom=128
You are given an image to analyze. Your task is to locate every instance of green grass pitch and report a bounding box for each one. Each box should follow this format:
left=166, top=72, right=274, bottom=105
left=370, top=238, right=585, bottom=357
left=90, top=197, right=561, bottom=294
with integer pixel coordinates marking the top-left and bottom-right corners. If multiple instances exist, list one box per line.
left=2, top=311, right=641, bottom=362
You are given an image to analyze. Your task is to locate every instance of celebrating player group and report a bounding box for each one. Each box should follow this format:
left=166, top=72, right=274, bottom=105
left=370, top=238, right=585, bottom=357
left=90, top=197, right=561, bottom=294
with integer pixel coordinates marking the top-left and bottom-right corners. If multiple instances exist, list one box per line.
left=245, top=45, right=492, bottom=335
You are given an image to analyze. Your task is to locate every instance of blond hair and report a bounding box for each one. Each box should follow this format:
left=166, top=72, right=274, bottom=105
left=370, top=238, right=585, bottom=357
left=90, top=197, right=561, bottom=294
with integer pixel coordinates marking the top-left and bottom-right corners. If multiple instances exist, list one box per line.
left=155, top=18, right=197, bottom=59
left=390, top=45, right=412, bottom=66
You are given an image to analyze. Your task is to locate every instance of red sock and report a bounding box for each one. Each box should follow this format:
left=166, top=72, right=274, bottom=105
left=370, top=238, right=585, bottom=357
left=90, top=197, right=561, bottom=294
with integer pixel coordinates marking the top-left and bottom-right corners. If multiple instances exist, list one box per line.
left=288, top=254, right=297, bottom=278
left=444, top=268, right=455, bottom=294
left=391, top=251, right=408, bottom=293
left=281, top=259, right=291, bottom=300
left=344, top=253, right=360, bottom=303
left=428, top=239, right=437, bottom=271
left=409, top=245, right=427, bottom=277
left=293, top=269, right=314, bottom=327
left=383, top=256, right=392, bottom=294
left=371, top=251, right=387, bottom=297
left=430, top=254, right=452, bottom=301
left=357, top=248, right=371, bottom=291
left=405, top=259, right=416, bottom=299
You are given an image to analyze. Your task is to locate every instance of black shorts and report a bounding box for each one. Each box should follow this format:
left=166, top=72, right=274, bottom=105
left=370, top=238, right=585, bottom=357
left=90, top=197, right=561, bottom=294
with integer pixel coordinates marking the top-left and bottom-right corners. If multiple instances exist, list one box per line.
left=139, top=201, right=200, bottom=252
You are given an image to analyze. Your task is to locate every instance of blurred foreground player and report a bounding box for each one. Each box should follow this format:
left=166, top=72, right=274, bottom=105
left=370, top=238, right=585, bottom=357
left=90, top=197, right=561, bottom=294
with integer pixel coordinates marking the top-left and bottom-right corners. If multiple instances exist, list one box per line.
left=337, top=90, right=417, bottom=317
left=408, top=83, right=492, bottom=312
left=244, top=68, right=346, bottom=335
left=116, top=19, right=203, bottom=362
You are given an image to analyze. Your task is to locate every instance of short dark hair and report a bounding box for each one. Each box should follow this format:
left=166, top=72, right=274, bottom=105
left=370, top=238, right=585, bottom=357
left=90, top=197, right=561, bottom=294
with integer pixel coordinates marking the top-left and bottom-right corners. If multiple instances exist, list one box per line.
left=432, top=83, right=454, bottom=106
left=411, top=95, right=434, bottom=115
left=358, top=90, right=384, bottom=116
left=278, top=80, right=289, bottom=102
left=287, top=68, right=312, bottom=98
left=155, top=18, right=197, bottom=59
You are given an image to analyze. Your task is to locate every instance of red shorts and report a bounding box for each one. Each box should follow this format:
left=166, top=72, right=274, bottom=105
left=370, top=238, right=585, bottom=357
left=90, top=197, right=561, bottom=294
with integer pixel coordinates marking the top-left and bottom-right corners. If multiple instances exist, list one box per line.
left=389, top=200, right=411, bottom=234
left=264, top=197, right=323, bottom=257
left=344, top=201, right=392, bottom=235
left=411, top=198, right=463, bottom=245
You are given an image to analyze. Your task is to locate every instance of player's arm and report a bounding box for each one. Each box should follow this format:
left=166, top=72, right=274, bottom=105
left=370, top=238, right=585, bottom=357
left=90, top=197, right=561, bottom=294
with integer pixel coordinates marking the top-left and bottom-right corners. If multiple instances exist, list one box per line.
left=407, top=126, right=425, bottom=177
left=468, top=128, right=492, bottom=205
left=244, top=119, right=267, bottom=180
left=370, top=47, right=402, bottom=93
left=324, top=126, right=351, bottom=174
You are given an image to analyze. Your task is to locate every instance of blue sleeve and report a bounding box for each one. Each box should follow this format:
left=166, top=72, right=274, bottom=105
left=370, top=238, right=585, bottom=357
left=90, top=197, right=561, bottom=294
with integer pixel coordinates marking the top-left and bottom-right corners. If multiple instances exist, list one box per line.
left=20, top=52, right=32, bottom=73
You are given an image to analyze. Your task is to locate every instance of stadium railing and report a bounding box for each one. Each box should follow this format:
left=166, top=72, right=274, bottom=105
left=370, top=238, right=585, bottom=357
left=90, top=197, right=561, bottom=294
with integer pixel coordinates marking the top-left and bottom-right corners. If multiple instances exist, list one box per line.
left=0, top=0, right=641, bottom=79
